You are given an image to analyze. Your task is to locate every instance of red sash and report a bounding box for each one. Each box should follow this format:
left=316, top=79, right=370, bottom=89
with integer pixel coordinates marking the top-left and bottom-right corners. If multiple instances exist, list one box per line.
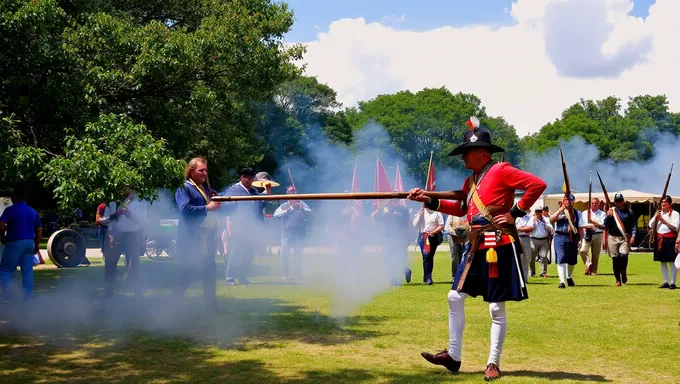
left=657, top=232, right=678, bottom=251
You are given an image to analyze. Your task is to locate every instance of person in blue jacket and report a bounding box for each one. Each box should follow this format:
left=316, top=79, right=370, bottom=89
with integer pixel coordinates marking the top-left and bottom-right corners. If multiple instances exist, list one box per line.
left=172, top=156, right=222, bottom=304
left=224, top=167, right=270, bottom=285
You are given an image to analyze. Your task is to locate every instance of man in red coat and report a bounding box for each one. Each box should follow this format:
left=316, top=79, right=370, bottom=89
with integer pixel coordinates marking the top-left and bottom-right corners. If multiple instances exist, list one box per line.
left=408, top=117, right=546, bottom=381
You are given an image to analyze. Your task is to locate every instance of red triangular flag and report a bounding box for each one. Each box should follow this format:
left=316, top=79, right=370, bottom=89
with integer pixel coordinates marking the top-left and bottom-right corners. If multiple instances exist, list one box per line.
left=373, top=157, right=394, bottom=214
left=425, top=151, right=436, bottom=191
left=395, top=162, right=407, bottom=207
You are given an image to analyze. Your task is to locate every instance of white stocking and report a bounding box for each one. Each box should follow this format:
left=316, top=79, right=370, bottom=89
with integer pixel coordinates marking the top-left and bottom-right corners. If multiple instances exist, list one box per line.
left=661, top=262, right=669, bottom=283
left=567, top=264, right=575, bottom=279
left=447, top=290, right=467, bottom=361
left=557, top=263, right=567, bottom=284
left=488, top=302, right=507, bottom=366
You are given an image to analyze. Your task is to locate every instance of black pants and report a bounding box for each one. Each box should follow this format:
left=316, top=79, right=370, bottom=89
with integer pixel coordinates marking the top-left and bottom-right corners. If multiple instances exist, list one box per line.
left=450, top=242, right=464, bottom=278
left=383, top=241, right=409, bottom=284
left=104, top=231, right=143, bottom=297
left=173, top=253, right=217, bottom=302
left=419, top=233, right=442, bottom=281
left=612, top=256, right=629, bottom=283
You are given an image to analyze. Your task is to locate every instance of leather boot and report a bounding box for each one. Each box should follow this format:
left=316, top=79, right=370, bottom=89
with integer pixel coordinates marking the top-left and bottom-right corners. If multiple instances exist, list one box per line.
left=484, top=363, right=502, bottom=381
left=420, top=349, right=461, bottom=373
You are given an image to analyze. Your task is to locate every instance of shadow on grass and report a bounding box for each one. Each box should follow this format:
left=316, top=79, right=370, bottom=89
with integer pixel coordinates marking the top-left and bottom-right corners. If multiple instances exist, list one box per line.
left=508, top=370, right=611, bottom=382
left=1, top=262, right=387, bottom=350
left=0, top=339, right=484, bottom=384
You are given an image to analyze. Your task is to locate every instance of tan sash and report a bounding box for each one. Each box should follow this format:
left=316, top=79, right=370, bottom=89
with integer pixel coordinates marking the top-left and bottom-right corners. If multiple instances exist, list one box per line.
left=188, top=179, right=217, bottom=229
left=612, top=209, right=629, bottom=243
left=564, top=209, right=578, bottom=234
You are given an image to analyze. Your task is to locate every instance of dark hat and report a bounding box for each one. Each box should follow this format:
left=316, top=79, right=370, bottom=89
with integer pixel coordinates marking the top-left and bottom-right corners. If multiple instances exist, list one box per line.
left=239, top=167, right=256, bottom=177
left=614, top=193, right=624, bottom=201
left=449, top=117, right=505, bottom=156
left=662, top=195, right=672, bottom=204
left=542, top=206, right=549, bottom=211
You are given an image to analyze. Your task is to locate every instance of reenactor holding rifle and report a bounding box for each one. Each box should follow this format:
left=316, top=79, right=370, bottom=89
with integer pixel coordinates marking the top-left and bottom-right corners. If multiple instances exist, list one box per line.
left=407, top=117, right=546, bottom=381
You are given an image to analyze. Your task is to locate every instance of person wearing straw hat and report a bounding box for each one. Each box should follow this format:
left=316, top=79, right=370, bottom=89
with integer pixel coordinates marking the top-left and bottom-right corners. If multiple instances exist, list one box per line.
left=224, top=167, right=271, bottom=285
left=408, top=117, right=546, bottom=381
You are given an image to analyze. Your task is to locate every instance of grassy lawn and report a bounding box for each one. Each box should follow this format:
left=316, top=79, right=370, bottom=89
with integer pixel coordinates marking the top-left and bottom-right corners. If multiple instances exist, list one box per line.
left=0, top=249, right=678, bottom=383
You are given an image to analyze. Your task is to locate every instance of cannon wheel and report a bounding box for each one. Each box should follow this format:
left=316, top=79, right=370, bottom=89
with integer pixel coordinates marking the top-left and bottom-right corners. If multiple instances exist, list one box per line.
left=47, top=229, right=86, bottom=268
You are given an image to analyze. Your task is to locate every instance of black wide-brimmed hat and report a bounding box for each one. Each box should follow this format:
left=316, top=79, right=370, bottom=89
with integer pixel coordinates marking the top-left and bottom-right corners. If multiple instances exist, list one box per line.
left=449, top=117, right=505, bottom=156
left=239, top=167, right=256, bottom=177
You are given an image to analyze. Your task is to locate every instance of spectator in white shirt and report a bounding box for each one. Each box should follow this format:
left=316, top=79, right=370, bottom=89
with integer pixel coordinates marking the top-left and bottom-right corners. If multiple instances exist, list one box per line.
left=579, top=198, right=607, bottom=276
left=648, top=196, right=679, bottom=289
left=102, top=189, right=148, bottom=298
left=413, top=207, right=444, bottom=285
left=515, top=214, right=534, bottom=278
left=528, top=208, right=553, bottom=279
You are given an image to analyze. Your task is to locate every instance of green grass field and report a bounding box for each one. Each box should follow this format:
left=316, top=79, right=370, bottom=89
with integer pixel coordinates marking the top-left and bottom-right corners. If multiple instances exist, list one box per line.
left=0, top=249, right=678, bottom=384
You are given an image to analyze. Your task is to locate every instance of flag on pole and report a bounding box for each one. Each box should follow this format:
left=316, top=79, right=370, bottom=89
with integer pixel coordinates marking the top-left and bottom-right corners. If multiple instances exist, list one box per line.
left=425, top=151, right=436, bottom=191
left=395, top=162, right=404, bottom=192
left=372, top=156, right=394, bottom=215
left=287, top=167, right=296, bottom=190
left=345, top=159, right=363, bottom=226
left=394, top=162, right=407, bottom=207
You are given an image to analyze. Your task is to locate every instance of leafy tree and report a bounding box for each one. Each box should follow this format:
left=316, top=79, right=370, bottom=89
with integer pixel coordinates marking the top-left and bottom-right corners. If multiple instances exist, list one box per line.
left=0, top=0, right=302, bottom=210
left=41, top=114, right=184, bottom=212
left=345, top=87, right=520, bottom=183
left=521, top=95, right=680, bottom=162
left=255, top=76, right=352, bottom=172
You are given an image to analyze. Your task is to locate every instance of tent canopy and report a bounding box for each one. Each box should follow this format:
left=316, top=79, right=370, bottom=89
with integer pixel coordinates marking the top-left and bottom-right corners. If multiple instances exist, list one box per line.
left=543, top=189, right=678, bottom=212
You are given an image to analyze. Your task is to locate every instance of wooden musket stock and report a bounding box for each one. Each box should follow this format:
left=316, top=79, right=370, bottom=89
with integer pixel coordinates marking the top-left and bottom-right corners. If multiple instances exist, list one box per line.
left=211, top=190, right=466, bottom=202
left=651, top=163, right=674, bottom=246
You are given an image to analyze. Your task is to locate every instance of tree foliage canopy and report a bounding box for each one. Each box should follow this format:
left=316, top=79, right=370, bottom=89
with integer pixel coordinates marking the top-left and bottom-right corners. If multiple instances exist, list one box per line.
left=1, top=1, right=679, bottom=214
left=0, top=0, right=302, bottom=211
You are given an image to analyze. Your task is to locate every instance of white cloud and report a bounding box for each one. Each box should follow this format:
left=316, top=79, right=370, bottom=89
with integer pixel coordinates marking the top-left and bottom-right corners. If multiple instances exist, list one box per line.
left=293, top=0, right=680, bottom=136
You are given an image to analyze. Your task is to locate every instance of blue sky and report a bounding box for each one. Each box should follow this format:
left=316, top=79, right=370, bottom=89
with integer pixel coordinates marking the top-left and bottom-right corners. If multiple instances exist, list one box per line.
left=282, top=0, right=656, bottom=42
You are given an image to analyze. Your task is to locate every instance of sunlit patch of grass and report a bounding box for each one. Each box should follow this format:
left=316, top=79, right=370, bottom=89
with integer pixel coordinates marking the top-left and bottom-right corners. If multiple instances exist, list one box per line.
left=0, top=250, right=678, bottom=383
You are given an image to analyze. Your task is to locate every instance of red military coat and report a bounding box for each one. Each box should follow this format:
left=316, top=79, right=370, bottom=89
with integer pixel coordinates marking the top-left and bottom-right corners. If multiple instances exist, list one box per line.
left=432, top=162, right=546, bottom=248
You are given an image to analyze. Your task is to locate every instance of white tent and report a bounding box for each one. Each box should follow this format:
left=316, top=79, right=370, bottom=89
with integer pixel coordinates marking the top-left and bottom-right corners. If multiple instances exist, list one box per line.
left=543, top=189, right=677, bottom=211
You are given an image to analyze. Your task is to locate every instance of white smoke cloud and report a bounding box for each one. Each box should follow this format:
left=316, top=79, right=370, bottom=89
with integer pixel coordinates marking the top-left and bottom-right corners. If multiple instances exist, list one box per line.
left=292, top=0, right=680, bottom=136
left=522, top=132, right=680, bottom=197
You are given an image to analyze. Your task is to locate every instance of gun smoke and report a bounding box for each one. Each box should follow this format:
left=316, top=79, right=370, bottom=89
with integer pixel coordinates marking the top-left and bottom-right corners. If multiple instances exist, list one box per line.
left=3, top=119, right=677, bottom=351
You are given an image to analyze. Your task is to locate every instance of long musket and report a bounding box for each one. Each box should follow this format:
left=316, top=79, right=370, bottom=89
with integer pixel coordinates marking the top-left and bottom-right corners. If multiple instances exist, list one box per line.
left=559, top=149, right=577, bottom=234
left=288, top=167, right=296, bottom=189
left=650, top=163, right=674, bottom=247
left=211, top=190, right=466, bottom=202
left=596, top=170, right=628, bottom=243
left=588, top=171, right=592, bottom=223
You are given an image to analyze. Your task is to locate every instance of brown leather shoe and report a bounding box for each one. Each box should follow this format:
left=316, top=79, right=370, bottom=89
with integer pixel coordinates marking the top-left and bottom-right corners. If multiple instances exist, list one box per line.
left=420, top=349, right=461, bottom=373
left=484, top=363, right=502, bottom=381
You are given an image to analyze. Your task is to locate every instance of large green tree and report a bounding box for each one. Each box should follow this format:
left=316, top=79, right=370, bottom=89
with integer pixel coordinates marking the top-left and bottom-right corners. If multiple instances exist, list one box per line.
left=0, top=0, right=303, bottom=212
left=255, top=76, right=352, bottom=172
left=521, top=95, right=680, bottom=162
left=345, top=87, right=521, bottom=183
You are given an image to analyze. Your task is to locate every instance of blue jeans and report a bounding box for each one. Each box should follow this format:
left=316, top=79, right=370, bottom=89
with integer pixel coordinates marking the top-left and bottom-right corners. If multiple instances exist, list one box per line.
left=225, top=237, right=255, bottom=283
left=0, top=239, right=35, bottom=301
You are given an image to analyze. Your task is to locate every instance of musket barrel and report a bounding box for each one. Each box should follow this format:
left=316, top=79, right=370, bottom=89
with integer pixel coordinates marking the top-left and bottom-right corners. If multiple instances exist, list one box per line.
left=211, top=190, right=466, bottom=202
